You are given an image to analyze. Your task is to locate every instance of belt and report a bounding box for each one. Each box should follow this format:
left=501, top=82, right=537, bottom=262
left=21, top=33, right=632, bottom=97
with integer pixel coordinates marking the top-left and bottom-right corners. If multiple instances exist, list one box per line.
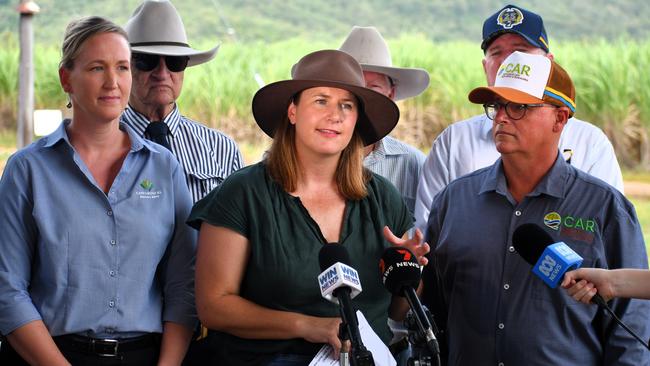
left=54, top=334, right=161, bottom=357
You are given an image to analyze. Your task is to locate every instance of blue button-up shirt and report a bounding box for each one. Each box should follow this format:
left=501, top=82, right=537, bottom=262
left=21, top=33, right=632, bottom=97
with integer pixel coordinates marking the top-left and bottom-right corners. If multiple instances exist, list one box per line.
left=0, top=121, right=197, bottom=338
left=423, top=154, right=650, bottom=365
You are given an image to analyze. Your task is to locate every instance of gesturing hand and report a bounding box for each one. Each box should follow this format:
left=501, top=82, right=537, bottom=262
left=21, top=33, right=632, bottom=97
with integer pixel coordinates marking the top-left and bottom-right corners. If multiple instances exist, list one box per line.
left=383, top=226, right=430, bottom=266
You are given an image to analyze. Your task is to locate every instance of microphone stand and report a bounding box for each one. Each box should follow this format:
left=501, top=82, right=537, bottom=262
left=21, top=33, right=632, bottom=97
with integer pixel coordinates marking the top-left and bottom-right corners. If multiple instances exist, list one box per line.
left=337, top=290, right=375, bottom=366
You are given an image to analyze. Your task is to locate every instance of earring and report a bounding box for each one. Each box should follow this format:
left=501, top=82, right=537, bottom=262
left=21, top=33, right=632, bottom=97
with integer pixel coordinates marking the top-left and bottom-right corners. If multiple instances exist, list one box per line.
left=66, top=94, right=72, bottom=109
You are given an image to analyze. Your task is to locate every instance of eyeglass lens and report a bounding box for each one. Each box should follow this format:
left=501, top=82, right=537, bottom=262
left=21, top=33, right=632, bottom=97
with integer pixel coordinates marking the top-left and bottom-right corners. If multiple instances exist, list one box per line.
left=133, top=53, right=189, bottom=72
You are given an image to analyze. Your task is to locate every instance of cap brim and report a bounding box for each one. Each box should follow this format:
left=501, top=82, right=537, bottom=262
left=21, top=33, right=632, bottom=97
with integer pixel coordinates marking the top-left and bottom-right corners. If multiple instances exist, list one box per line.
left=360, top=64, right=430, bottom=101
left=252, top=80, right=399, bottom=146
left=468, top=86, right=544, bottom=104
left=481, top=30, right=547, bottom=52
left=130, top=44, right=220, bottom=67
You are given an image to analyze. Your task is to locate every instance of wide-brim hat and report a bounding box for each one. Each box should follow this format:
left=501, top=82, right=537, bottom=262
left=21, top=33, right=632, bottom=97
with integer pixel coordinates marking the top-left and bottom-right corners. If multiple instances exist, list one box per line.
left=338, top=26, right=430, bottom=101
left=468, top=51, right=576, bottom=117
left=253, top=49, right=399, bottom=146
left=125, top=0, right=219, bottom=67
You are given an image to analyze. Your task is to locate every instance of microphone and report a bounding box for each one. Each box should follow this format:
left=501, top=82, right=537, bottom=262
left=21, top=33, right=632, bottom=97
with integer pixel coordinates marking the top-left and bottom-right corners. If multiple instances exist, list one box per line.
left=318, top=243, right=374, bottom=365
left=512, top=223, right=585, bottom=289
left=379, top=247, right=440, bottom=358
left=512, top=223, right=650, bottom=351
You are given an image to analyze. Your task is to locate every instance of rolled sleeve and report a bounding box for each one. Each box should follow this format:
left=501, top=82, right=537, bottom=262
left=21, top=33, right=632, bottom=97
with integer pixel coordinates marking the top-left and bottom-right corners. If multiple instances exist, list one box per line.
left=0, top=155, right=42, bottom=335
left=160, top=162, right=198, bottom=330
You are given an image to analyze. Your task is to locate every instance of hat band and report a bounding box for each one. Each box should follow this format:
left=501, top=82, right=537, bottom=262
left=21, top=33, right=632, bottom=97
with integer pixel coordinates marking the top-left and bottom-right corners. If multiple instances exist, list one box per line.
left=131, top=41, right=191, bottom=48
left=544, top=87, right=576, bottom=112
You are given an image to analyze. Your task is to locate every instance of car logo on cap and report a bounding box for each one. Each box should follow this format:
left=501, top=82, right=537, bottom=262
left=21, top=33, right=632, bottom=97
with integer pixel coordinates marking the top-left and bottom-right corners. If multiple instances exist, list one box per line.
left=497, top=8, right=524, bottom=29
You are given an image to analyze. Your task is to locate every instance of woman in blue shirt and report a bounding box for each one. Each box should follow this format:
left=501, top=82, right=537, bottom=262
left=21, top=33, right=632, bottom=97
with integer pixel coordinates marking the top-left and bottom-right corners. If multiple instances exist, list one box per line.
left=189, top=50, right=429, bottom=366
left=0, top=16, right=196, bottom=365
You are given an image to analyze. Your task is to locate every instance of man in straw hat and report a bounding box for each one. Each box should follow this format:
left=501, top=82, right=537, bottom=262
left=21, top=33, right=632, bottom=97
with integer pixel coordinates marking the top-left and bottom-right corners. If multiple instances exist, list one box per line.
left=338, top=26, right=429, bottom=215
left=421, top=51, right=650, bottom=365
left=414, top=4, right=623, bottom=234
left=122, top=1, right=243, bottom=364
left=123, top=0, right=243, bottom=204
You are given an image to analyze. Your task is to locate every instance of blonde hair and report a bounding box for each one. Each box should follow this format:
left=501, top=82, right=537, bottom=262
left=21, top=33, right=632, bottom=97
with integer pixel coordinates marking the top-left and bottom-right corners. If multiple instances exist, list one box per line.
left=265, top=95, right=370, bottom=200
left=60, top=16, right=128, bottom=70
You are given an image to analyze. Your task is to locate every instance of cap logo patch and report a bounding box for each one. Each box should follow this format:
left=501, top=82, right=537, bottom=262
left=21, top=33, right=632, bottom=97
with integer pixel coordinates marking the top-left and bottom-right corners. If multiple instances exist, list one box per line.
left=497, top=8, right=524, bottom=29
left=497, top=62, right=532, bottom=81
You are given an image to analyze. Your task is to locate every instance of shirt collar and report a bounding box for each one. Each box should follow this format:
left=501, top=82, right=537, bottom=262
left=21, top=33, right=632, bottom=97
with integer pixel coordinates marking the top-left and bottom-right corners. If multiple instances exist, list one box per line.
left=42, top=119, right=157, bottom=154
left=481, top=114, right=493, bottom=141
left=365, top=136, right=411, bottom=162
left=479, top=152, right=568, bottom=199
left=122, top=104, right=182, bottom=137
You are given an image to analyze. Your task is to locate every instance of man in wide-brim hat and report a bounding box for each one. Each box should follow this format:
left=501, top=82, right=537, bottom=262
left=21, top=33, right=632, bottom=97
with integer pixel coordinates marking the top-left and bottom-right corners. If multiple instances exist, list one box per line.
left=120, top=1, right=244, bottom=364
left=122, top=0, right=243, bottom=205
left=337, top=26, right=430, bottom=216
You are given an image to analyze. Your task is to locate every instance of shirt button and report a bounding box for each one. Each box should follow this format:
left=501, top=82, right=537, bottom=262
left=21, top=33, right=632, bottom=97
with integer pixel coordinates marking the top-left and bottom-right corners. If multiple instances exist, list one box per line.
left=508, top=246, right=515, bottom=253
left=514, top=210, right=521, bottom=216
left=110, top=239, right=116, bottom=246
left=109, top=270, right=116, bottom=277
left=107, top=210, right=113, bottom=216
left=109, top=300, right=115, bottom=308
left=503, top=284, right=510, bottom=290
left=498, top=323, right=504, bottom=330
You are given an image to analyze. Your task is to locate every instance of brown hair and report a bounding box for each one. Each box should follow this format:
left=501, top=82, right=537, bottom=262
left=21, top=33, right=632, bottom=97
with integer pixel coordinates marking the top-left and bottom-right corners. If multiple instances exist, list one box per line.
left=265, top=94, right=370, bottom=200
left=60, top=16, right=128, bottom=70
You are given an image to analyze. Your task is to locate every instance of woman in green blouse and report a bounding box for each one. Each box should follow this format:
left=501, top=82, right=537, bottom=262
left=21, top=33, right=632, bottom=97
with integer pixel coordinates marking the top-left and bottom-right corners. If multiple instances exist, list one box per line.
left=188, top=49, right=429, bottom=366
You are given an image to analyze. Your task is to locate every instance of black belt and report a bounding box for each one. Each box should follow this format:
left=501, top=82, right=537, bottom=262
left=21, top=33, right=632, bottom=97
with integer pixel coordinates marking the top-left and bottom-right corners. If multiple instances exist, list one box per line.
left=53, top=334, right=161, bottom=357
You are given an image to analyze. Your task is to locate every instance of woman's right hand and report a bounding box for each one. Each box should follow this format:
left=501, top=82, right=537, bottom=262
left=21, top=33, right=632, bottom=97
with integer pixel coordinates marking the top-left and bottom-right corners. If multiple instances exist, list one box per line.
left=296, top=315, right=344, bottom=357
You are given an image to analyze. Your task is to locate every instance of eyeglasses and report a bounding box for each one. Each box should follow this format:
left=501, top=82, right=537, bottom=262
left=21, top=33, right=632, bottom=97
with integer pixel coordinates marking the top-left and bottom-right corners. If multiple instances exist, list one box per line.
left=483, top=101, right=557, bottom=121
left=132, top=53, right=189, bottom=72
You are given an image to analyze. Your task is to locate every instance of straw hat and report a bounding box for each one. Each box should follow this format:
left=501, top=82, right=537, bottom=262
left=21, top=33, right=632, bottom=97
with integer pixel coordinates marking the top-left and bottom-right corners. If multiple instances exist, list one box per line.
left=124, top=0, right=219, bottom=67
left=253, top=50, right=400, bottom=146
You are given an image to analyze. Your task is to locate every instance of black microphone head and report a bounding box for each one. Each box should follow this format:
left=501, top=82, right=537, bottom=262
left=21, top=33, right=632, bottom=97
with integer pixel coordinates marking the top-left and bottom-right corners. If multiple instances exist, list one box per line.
left=319, top=243, right=351, bottom=271
left=379, top=247, right=421, bottom=296
left=512, top=223, right=555, bottom=265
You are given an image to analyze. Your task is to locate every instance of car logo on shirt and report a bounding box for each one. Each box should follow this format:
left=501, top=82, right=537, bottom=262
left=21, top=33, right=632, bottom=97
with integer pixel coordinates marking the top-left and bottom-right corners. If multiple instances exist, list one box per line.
left=543, top=212, right=562, bottom=230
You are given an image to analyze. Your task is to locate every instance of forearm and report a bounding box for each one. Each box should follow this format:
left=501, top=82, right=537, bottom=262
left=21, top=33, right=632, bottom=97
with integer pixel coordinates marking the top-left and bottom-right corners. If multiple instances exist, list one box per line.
left=200, top=294, right=318, bottom=340
left=611, top=269, right=650, bottom=300
left=157, top=322, right=193, bottom=366
left=7, top=320, right=69, bottom=366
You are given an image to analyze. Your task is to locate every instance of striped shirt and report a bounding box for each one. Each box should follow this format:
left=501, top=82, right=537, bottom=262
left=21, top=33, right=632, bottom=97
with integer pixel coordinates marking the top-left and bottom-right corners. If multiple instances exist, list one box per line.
left=363, top=136, right=426, bottom=215
left=122, top=106, right=244, bottom=203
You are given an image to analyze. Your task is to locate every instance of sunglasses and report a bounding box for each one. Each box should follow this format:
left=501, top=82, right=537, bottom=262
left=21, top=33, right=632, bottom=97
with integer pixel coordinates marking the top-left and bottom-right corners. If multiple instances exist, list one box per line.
left=132, top=53, right=189, bottom=72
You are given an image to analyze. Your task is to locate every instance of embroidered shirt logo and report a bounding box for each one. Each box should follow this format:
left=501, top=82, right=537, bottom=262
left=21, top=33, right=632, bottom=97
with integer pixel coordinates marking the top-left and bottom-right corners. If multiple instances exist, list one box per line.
left=544, top=212, right=562, bottom=230
left=140, top=179, right=154, bottom=191
left=543, top=211, right=597, bottom=244
left=136, top=179, right=162, bottom=199
left=497, top=7, right=524, bottom=29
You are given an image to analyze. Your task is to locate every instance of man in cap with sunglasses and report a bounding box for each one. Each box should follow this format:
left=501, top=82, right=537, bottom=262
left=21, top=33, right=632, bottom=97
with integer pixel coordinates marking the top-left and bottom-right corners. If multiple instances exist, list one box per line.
left=421, top=51, right=650, bottom=365
left=122, top=1, right=243, bottom=364
left=123, top=0, right=243, bottom=204
left=414, top=4, right=623, bottom=234
left=338, top=26, right=429, bottom=216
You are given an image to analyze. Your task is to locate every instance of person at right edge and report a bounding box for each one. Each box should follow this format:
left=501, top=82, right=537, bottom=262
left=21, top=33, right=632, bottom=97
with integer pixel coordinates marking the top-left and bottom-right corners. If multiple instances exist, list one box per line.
left=414, top=4, right=624, bottom=234
left=422, top=50, right=650, bottom=365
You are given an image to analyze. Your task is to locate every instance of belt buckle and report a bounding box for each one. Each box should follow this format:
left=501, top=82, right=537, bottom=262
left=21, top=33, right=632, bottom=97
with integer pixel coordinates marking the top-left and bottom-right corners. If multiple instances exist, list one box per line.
left=92, top=338, right=119, bottom=357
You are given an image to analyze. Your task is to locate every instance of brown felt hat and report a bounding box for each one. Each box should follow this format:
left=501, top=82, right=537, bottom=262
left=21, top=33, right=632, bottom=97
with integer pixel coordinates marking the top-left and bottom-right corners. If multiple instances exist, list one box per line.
left=252, top=49, right=400, bottom=146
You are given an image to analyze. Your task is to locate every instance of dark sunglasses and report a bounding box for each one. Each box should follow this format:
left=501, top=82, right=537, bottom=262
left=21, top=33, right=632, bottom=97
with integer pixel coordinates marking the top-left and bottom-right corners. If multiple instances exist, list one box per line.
left=132, top=53, right=189, bottom=72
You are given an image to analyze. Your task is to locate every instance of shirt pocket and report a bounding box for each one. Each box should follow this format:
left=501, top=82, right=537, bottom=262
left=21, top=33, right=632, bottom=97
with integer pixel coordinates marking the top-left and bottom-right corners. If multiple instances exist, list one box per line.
left=188, top=170, right=224, bottom=198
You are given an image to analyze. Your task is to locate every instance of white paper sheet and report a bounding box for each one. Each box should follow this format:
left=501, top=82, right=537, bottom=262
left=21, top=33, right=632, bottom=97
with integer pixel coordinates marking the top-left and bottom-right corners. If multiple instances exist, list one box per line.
left=308, top=310, right=396, bottom=366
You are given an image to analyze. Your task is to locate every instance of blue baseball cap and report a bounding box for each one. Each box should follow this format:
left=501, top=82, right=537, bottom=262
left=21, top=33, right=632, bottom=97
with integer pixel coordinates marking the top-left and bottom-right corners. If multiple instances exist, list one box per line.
left=481, top=4, right=549, bottom=53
